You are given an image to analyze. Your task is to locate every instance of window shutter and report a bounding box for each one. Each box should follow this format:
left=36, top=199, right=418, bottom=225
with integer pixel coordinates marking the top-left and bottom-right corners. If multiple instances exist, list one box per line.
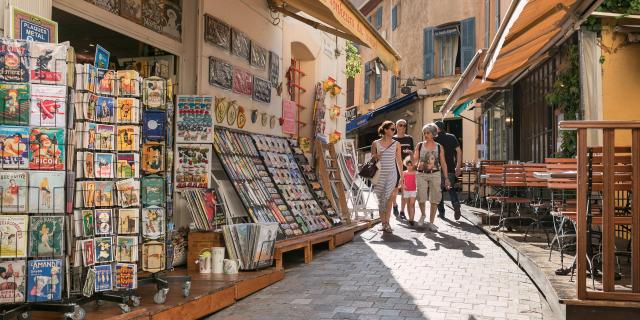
left=461, top=17, right=476, bottom=71
left=364, top=62, right=370, bottom=103
left=423, top=27, right=434, bottom=80
left=375, top=7, right=382, bottom=29
left=375, top=68, right=382, bottom=99
left=390, top=75, right=396, bottom=98
left=484, top=0, right=490, bottom=48
left=368, top=15, right=372, bottom=25
left=392, top=6, right=397, bottom=30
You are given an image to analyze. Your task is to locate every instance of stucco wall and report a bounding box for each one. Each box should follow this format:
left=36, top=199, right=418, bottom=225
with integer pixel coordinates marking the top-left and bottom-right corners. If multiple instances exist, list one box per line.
left=600, top=19, right=640, bottom=146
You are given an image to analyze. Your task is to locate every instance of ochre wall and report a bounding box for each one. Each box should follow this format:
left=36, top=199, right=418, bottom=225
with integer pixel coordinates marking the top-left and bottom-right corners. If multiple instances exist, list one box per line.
left=600, top=19, right=640, bottom=146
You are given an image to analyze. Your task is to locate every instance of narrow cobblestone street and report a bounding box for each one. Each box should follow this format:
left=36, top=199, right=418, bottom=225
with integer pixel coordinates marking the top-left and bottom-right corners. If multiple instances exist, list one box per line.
left=208, top=206, right=551, bottom=320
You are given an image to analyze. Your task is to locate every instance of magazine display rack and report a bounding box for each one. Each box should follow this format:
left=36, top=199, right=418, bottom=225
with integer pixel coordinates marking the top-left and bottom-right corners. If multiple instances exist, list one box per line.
left=0, top=38, right=86, bottom=320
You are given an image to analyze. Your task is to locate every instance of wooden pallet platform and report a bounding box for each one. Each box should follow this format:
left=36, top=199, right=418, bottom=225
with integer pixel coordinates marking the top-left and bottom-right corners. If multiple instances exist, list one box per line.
left=274, top=220, right=370, bottom=270
left=33, top=267, right=284, bottom=320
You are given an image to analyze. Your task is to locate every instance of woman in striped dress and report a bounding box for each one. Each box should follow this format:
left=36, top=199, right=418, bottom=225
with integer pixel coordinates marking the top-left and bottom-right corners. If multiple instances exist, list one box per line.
left=371, top=121, right=403, bottom=232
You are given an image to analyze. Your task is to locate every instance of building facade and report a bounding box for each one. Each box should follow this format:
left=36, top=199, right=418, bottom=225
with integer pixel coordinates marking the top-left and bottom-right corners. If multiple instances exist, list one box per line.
left=347, top=0, right=510, bottom=162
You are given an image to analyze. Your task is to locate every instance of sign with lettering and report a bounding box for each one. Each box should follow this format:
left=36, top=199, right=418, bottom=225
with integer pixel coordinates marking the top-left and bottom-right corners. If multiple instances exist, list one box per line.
left=10, top=7, right=58, bottom=43
left=345, top=106, right=358, bottom=121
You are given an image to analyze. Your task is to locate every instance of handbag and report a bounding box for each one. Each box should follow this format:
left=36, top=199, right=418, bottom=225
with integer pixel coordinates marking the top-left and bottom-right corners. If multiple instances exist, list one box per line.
left=358, top=141, right=395, bottom=180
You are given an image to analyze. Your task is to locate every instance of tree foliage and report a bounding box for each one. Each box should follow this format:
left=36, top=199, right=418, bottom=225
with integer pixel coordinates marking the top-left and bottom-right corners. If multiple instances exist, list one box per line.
left=344, top=41, right=362, bottom=79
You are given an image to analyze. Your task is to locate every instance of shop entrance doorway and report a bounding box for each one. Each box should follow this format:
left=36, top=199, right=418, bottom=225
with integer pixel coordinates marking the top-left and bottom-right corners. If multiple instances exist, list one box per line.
left=443, top=118, right=463, bottom=148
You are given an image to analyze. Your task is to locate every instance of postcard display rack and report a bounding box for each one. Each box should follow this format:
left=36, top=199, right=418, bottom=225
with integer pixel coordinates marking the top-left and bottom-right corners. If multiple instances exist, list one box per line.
left=0, top=38, right=90, bottom=319
left=212, top=127, right=339, bottom=243
left=70, top=57, right=188, bottom=312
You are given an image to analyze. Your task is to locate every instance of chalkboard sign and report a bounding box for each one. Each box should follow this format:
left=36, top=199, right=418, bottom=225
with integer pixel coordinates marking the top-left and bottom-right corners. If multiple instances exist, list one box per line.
left=204, top=15, right=230, bottom=50
left=231, top=29, right=250, bottom=61
left=250, top=42, right=267, bottom=69
left=208, top=57, right=232, bottom=90
left=268, top=51, right=279, bottom=87
left=252, top=76, right=271, bottom=103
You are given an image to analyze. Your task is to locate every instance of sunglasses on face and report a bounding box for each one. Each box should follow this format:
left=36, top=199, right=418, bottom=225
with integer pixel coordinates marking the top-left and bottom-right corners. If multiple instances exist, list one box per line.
left=386, top=127, right=396, bottom=131
left=397, top=123, right=406, bottom=127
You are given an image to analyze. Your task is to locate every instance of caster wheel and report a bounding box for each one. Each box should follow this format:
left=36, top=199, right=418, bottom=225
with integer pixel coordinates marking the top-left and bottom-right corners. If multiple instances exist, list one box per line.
left=118, top=304, right=130, bottom=314
left=18, top=311, right=30, bottom=320
left=130, top=295, right=141, bottom=307
left=64, top=306, right=86, bottom=320
left=153, top=288, right=168, bottom=304
left=96, top=299, right=104, bottom=306
left=183, top=281, right=191, bottom=297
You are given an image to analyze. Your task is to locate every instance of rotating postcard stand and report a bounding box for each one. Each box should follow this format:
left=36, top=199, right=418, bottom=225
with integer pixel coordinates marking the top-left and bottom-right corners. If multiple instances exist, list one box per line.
left=0, top=39, right=84, bottom=320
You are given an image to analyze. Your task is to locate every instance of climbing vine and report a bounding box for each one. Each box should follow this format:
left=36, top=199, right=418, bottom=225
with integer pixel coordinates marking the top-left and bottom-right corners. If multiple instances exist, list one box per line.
left=545, top=45, right=580, bottom=157
left=344, top=41, right=362, bottom=79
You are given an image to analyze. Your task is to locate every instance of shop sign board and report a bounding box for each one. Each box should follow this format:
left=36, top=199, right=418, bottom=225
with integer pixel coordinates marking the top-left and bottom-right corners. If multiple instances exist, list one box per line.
left=10, top=6, right=58, bottom=43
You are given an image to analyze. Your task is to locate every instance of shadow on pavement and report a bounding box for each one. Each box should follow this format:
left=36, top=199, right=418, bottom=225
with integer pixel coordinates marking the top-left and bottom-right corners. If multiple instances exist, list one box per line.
left=421, top=228, right=484, bottom=258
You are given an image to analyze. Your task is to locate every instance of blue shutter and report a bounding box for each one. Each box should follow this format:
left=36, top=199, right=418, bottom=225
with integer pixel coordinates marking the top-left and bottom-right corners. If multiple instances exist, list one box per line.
left=375, top=7, right=382, bottom=29
left=423, top=27, right=434, bottom=80
left=392, top=6, right=397, bottom=30
left=368, top=15, right=372, bottom=25
left=390, top=75, right=396, bottom=98
left=375, top=68, right=382, bottom=99
left=461, top=17, right=476, bottom=72
left=364, top=62, right=370, bottom=103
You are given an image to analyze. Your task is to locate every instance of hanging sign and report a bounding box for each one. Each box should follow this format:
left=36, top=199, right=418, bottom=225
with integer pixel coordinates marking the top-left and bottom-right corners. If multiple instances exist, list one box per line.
left=282, top=100, right=297, bottom=135
left=10, top=6, right=58, bottom=43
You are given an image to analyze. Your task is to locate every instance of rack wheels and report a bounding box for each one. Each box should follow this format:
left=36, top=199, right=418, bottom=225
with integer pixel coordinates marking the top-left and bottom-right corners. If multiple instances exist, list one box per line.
left=118, top=304, right=130, bottom=314
left=183, top=281, right=191, bottom=297
left=130, top=295, right=141, bottom=307
left=64, top=306, right=85, bottom=320
left=153, top=288, right=169, bottom=304
left=18, top=312, right=30, bottom=320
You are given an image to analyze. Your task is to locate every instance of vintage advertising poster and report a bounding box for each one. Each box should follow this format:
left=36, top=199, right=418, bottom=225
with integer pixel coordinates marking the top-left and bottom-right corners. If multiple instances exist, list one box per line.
left=94, top=237, right=113, bottom=263
left=142, top=110, right=165, bottom=141
left=94, top=153, right=114, bottom=179
left=81, top=122, right=97, bottom=149
left=26, top=259, right=62, bottom=302
left=116, top=178, right=140, bottom=208
left=96, top=69, right=116, bottom=96
left=232, top=67, right=252, bottom=96
left=175, top=144, right=211, bottom=189
left=29, top=171, right=65, bottom=213
left=141, top=141, right=164, bottom=174
left=95, top=96, right=115, bottom=123
left=141, top=175, right=164, bottom=206
left=0, top=39, right=29, bottom=82
left=175, top=95, right=213, bottom=143
left=81, top=181, right=96, bottom=208
left=116, top=125, right=139, bottom=151
left=81, top=209, right=94, bottom=237
left=252, top=76, right=271, bottom=103
left=115, top=263, right=137, bottom=289
left=116, top=153, right=139, bottom=178
left=0, top=171, right=27, bottom=213
left=142, top=77, right=166, bottom=109
left=96, top=124, right=115, bottom=151
left=28, top=216, right=64, bottom=257
left=82, top=239, right=95, bottom=266
left=0, top=126, right=28, bottom=168
left=28, top=42, right=67, bottom=85
left=94, top=45, right=110, bottom=69
left=0, top=215, right=28, bottom=258
left=116, top=97, right=139, bottom=123
left=0, top=260, right=25, bottom=303
left=142, top=241, right=165, bottom=273
left=115, top=236, right=138, bottom=262
left=94, top=181, right=114, bottom=207
left=116, top=70, right=140, bottom=97
left=117, top=208, right=139, bottom=234
left=82, top=151, right=95, bottom=179
left=142, top=207, right=165, bottom=240
left=94, top=208, right=113, bottom=235
left=10, top=6, right=58, bottom=43
left=30, top=84, right=66, bottom=127
left=94, top=264, right=112, bottom=292
left=0, top=83, right=29, bottom=125
left=282, top=100, right=297, bottom=135
left=28, top=127, right=65, bottom=170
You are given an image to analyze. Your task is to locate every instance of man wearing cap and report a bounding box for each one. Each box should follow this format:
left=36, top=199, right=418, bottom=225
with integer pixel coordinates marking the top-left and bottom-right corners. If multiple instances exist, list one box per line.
left=392, top=119, right=414, bottom=220
left=434, top=120, right=462, bottom=220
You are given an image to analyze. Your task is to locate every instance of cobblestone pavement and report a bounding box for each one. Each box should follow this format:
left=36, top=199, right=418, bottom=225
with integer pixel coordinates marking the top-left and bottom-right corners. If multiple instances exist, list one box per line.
left=208, top=206, right=547, bottom=320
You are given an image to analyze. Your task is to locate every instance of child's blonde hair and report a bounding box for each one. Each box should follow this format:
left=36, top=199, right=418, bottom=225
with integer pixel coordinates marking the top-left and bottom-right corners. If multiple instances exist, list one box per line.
left=403, top=156, right=413, bottom=167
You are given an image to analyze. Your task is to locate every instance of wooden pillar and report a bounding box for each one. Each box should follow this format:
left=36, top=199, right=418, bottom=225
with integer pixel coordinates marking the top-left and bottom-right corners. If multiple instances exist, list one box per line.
left=632, top=129, right=640, bottom=293
left=576, top=128, right=587, bottom=299
left=602, top=128, right=616, bottom=292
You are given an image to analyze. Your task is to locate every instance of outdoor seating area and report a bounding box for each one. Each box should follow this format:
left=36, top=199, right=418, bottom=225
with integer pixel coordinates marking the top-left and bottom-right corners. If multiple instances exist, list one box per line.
left=457, top=121, right=640, bottom=317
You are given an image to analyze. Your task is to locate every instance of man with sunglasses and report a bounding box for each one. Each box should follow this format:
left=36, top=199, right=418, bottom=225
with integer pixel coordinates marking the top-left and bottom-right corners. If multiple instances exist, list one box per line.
left=434, top=120, right=462, bottom=220
left=392, top=119, right=414, bottom=220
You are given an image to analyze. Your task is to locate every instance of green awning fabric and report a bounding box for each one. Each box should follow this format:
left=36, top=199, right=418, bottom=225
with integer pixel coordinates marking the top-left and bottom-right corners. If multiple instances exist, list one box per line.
left=452, top=100, right=473, bottom=117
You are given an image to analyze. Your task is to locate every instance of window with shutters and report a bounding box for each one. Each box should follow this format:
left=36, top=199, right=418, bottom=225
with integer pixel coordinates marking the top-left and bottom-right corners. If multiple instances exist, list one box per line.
left=434, top=24, right=461, bottom=77
left=428, top=18, right=475, bottom=78
left=390, top=75, right=396, bottom=98
left=375, top=7, right=382, bottom=30
left=392, top=5, right=398, bottom=30
left=364, top=59, right=383, bottom=103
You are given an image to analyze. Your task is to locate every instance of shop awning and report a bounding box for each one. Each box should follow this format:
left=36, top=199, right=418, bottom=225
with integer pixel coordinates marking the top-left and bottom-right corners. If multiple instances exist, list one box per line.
left=347, top=92, right=419, bottom=132
left=440, top=0, right=603, bottom=114
left=268, top=0, right=401, bottom=74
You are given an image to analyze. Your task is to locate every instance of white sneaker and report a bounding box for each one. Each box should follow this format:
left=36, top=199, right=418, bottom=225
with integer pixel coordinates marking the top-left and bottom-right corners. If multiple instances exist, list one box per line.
left=417, top=215, right=425, bottom=227
left=427, top=223, right=439, bottom=232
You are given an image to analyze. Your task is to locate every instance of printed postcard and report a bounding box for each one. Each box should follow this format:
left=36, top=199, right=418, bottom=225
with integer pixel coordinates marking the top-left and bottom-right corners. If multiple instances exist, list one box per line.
left=117, top=208, right=139, bottom=234
left=0, top=39, right=29, bottom=82
left=94, top=181, right=114, bottom=207
left=29, top=42, right=67, bottom=85
left=82, top=239, right=95, bottom=266
left=0, top=215, right=28, bottom=258
left=141, top=241, right=165, bottom=273
left=0, top=171, right=28, bottom=212
left=116, top=153, right=139, bottom=179
left=142, top=207, right=165, bottom=240
left=28, top=216, right=64, bottom=257
left=141, top=175, right=164, bottom=206
left=94, top=152, right=114, bottom=179
left=0, top=260, right=26, bottom=303
left=0, top=83, right=29, bottom=125
left=30, top=84, right=66, bottom=127
left=115, top=263, right=137, bottom=289
left=96, top=124, right=115, bottom=150
left=94, top=208, right=113, bottom=236
left=116, top=70, right=140, bottom=97
left=96, top=68, right=116, bottom=96
left=95, top=96, right=115, bottom=123
left=28, top=171, right=65, bottom=213
left=141, top=141, right=164, bottom=174
left=28, top=127, right=65, bottom=170
left=116, top=97, right=140, bottom=123
left=116, top=125, right=139, bottom=151
left=94, top=264, right=112, bottom=292
left=26, top=259, right=62, bottom=302
left=94, top=237, right=113, bottom=263
left=115, top=236, right=137, bottom=262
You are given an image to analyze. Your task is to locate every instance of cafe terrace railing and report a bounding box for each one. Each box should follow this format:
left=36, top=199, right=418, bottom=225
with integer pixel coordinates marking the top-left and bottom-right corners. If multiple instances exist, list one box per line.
left=559, top=120, right=640, bottom=302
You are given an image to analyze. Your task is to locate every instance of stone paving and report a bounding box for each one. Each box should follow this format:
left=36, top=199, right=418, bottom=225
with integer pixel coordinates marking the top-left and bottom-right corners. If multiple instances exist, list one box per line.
left=207, top=206, right=548, bottom=320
